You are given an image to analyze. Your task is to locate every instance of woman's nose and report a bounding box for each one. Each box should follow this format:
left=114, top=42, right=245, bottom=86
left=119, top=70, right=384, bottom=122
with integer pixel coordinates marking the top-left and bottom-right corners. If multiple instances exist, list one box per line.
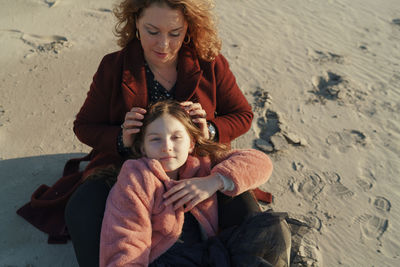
left=157, top=35, right=168, bottom=49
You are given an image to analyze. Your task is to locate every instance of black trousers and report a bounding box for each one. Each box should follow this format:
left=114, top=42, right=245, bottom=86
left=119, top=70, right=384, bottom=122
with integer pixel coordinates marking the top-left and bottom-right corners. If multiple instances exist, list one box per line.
left=64, top=176, right=261, bottom=267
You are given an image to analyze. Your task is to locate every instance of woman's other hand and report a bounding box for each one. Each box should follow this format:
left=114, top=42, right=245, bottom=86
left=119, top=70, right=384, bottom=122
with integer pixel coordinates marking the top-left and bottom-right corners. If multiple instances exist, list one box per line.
left=180, top=101, right=209, bottom=139
left=121, top=107, right=147, bottom=147
left=163, top=174, right=223, bottom=212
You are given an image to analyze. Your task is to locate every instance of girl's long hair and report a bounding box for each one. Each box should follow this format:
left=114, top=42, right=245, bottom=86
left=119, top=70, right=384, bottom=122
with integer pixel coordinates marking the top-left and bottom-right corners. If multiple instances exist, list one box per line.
left=88, top=100, right=228, bottom=184
left=131, top=100, right=228, bottom=162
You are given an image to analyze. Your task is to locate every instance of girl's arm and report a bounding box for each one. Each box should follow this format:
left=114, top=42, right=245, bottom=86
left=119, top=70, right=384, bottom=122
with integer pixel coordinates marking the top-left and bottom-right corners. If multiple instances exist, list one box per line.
left=210, top=149, right=273, bottom=196
left=100, top=160, right=154, bottom=267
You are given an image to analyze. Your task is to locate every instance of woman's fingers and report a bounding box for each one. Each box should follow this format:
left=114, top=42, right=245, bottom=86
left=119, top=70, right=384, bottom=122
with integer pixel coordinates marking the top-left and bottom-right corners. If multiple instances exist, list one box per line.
left=122, top=119, right=143, bottom=129
left=130, top=107, right=147, bottom=114
left=121, top=107, right=147, bottom=147
left=180, top=102, right=206, bottom=117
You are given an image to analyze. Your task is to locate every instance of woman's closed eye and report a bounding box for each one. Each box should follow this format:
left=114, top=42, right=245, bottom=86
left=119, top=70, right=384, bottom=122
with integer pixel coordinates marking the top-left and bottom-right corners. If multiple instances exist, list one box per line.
left=146, top=30, right=181, bottom=37
left=147, top=30, right=158, bottom=35
left=169, top=31, right=181, bottom=37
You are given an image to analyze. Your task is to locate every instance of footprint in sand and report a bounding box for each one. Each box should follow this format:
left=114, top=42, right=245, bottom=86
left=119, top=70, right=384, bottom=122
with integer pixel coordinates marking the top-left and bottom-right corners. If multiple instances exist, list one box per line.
left=357, top=214, right=389, bottom=240
left=320, top=171, right=354, bottom=199
left=0, top=106, right=5, bottom=127
left=85, top=8, right=113, bottom=19
left=291, top=171, right=354, bottom=202
left=308, top=49, right=344, bottom=64
left=371, top=196, right=391, bottom=213
left=6, top=30, right=70, bottom=55
left=44, top=0, right=58, bottom=8
left=356, top=196, right=391, bottom=241
left=326, top=129, right=368, bottom=153
left=290, top=171, right=325, bottom=201
left=254, top=108, right=307, bottom=153
left=308, top=71, right=367, bottom=106
left=291, top=237, right=322, bottom=267
left=252, top=90, right=271, bottom=112
left=392, top=18, right=400, bottom=26
left=309, top=72, right=347, bottom=103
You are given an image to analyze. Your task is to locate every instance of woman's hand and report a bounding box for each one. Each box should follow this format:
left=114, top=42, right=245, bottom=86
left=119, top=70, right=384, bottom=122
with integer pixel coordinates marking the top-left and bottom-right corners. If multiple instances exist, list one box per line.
left=163, top=174, right=224, bottom=212
left=121, top=107, right=147, bottom=147
left=180, top=101, right=209, bottom=139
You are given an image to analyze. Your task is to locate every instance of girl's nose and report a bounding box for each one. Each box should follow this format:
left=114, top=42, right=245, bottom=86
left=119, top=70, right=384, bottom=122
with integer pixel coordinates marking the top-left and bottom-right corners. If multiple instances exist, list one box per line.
left=161, top=139, right=172, bottom=152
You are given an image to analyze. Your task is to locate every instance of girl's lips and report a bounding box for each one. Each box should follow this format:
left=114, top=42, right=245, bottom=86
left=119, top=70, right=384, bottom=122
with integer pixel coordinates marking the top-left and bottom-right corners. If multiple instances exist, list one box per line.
left=160, top=156, right=175, bottom=161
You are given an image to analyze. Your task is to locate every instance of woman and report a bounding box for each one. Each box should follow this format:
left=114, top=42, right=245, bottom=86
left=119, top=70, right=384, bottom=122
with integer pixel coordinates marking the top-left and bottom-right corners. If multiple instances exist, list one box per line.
left=17, top=0, right=258, bottom=266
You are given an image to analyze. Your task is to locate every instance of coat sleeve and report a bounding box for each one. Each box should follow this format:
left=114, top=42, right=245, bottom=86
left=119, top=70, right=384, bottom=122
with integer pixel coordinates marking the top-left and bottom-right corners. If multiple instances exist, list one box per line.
left=209, top=55, right=254, bottom=143
left=210, top=149, right=273, bottom=196
left=100, top=160, right=154, bottom=267
left=73, top=53, right=122, bottom=156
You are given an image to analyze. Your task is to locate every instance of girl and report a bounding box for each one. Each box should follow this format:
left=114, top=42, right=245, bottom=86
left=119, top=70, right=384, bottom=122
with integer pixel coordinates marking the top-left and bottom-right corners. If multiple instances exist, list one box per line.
left=100, top=100, right=290, bottom=266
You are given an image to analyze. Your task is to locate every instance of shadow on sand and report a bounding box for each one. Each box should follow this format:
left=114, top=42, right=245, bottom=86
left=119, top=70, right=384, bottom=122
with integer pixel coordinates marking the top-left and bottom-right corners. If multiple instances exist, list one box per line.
left=0, top=153, right=84, bottom=267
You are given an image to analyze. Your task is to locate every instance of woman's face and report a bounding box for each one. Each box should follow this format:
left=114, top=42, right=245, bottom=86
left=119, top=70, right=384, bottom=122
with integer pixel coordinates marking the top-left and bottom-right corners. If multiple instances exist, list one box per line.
left=141, top=114, right=194, bottom=179
left=136, top=4, right=188, bottom=67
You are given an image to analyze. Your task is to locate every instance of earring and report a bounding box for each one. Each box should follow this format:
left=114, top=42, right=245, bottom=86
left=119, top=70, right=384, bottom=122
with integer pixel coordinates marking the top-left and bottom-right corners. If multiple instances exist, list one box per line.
left=183, top=34, right=191, bottom=45
left=136, top=29, right=141, bottom=40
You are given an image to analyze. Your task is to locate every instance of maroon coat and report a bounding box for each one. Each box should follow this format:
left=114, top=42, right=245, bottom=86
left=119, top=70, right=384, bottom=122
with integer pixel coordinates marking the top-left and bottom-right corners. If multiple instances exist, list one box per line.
left=17, top=39, right=254, bottom=243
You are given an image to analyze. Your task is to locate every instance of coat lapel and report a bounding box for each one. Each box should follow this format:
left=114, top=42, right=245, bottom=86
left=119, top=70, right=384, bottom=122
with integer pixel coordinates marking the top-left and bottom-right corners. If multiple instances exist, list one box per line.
left=121, top=40, right=148, bottom=110
left=175, top=45, right=203, bottom=102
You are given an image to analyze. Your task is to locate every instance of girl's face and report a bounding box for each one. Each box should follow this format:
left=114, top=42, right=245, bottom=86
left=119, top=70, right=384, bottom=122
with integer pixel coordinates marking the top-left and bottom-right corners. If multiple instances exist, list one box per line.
left=136, top=4, right=188, bottom=67
left=141, top=114, right=194, bottom=179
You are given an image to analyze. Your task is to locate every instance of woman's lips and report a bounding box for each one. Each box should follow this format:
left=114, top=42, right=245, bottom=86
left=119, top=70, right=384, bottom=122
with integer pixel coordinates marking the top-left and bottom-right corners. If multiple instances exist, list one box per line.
left=154, top=51, right=168, bottom=58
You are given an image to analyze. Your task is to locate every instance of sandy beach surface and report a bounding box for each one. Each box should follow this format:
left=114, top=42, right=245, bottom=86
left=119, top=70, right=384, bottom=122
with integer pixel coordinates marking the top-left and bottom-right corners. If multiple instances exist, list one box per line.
left=1, top=0, right=399, bottom=266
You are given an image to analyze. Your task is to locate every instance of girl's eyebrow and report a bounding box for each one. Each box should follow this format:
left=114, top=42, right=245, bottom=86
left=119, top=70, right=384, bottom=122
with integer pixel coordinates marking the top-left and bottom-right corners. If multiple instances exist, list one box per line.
left=146, top=130, right=185, bottom=136
left=145, top=23, right=184, bottom=31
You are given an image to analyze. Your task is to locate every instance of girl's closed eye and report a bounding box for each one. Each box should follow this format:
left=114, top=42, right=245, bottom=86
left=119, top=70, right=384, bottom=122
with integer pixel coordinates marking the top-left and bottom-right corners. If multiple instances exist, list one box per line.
left=172, top=135, right=182, bottom=140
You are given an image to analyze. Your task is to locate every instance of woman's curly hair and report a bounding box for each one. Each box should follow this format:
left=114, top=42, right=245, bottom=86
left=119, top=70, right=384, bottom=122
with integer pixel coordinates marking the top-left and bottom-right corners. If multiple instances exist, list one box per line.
left=113, top=0, right=221, bottom=61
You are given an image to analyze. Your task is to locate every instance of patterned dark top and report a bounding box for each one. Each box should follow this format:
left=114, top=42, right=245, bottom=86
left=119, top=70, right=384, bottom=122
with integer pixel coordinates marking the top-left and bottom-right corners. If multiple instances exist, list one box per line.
left=145, top=62, right=176, bottom=103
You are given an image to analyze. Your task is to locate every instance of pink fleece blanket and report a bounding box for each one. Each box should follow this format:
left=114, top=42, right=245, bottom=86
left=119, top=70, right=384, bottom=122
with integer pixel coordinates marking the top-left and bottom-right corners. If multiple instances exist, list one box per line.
left=100, top=149, right=273, bottom=267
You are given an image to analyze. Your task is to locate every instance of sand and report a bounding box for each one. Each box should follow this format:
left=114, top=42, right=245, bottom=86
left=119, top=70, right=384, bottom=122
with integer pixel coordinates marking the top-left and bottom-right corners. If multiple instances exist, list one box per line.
left=1, top=0, right=399, bottom=266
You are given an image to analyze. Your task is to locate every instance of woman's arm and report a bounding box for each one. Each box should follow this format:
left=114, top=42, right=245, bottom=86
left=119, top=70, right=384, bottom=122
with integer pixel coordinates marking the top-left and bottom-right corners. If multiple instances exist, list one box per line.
left=210, top=149, right=273, bottom=196
left=100, top=160, right=154, bottom=267
left=210, top=54, right=254, bottom=143
left=73, top=54, right=123, bottom=156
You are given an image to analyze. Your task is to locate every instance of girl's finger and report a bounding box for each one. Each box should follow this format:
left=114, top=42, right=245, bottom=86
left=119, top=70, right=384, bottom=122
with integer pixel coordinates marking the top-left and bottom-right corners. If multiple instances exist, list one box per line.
left=163, top=182, right=186, bottom=198
left=173, top=193, right=195, bottom=210
left=164, top=188, right=190, bottom=206
left=183, top=197, right=200, bottom=212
